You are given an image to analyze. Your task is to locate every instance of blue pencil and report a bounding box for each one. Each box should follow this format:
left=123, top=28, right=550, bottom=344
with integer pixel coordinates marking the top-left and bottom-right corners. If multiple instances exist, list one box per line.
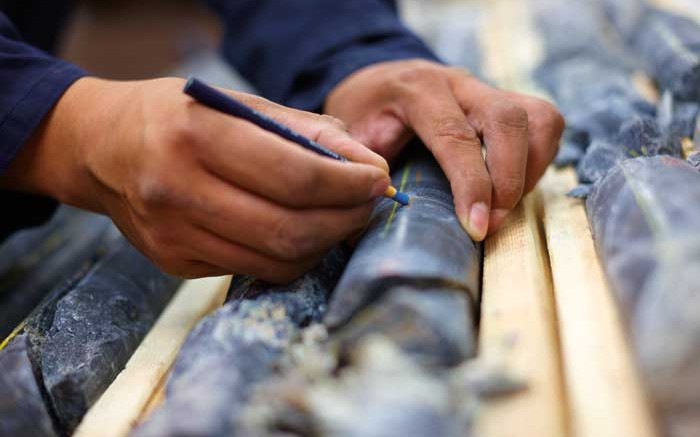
left=183, top=78, right=409, bottom=206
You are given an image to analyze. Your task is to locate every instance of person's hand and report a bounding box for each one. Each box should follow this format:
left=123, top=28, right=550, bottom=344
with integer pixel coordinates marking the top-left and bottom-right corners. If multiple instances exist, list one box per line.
left=325, top=60, right=565, bottom=241
left=2, top=77, right=390, bottom=282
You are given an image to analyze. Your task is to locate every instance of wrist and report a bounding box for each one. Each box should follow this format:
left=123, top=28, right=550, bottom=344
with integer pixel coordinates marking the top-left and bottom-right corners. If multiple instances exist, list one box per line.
left=1, top=77, right=135, bottom=213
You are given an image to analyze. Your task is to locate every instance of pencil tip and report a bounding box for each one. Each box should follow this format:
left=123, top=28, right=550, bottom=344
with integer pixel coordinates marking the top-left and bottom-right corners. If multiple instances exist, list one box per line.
left=393, top=191, right=410, bottom=206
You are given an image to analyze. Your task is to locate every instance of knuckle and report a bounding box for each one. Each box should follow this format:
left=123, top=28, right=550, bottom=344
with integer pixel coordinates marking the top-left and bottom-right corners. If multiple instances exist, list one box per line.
left=433, top=117, right=480, bottom=146
left=491, top=100, right=529, bottom=132
left=462, top=171, right=493, bottom=192
left=395, top=61, right=441, bottom=85
left=319, top=114, right=348, bottom=132
left=164, top=116, right=198, bottom=147
left=494, top=175, right=524, bottom=205
left=135, top=172, right=179, bottom=208
left=535, top=101, right=566, bottom=137
left=268, top=215, right=316, bottom=261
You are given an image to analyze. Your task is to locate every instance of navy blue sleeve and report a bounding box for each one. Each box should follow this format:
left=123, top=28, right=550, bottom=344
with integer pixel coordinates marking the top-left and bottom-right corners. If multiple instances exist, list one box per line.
left=0, top=12, right=86, bottom=240
left=206, top=0, right=441, bottom=111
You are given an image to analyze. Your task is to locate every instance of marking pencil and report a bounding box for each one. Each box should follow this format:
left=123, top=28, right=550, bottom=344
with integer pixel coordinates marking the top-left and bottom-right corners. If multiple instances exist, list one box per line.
left=183, top=77, right=409, bottom=206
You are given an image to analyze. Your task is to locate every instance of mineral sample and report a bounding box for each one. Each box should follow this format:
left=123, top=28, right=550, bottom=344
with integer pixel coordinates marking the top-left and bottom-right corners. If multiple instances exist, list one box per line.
left=0, top=334, right=57, bottom=437
left=0, top=207, right=115, bottom=339
left=325, top=143, right=481, bottom=333
left=0, top=237, right=180, bottom=435
left=587, top=156, right=700, bottom=437
left=331, top=286, right=474, bottom=367
left=631, top=9, right=700, bottom=101
left=133, top=247, right=349, bottom=437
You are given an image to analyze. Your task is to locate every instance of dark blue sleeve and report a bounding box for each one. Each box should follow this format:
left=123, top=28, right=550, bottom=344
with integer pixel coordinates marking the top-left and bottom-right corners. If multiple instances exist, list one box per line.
left=0, top=12, right=86, bottom=240
left=206, top=0, right=441, bottom=111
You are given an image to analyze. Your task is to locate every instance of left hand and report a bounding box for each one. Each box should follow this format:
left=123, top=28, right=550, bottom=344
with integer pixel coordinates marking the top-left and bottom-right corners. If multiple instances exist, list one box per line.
left=325, top=59, right=564, bottom=241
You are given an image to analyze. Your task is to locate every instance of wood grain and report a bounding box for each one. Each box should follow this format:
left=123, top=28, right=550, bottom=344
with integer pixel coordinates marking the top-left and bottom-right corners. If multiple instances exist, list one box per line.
left=476, top=193, right=569, bottom=437
left=539, top=168, right=660, bottom=437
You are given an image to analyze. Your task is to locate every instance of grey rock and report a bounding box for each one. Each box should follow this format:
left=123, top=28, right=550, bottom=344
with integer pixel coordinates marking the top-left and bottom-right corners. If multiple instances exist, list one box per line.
left=632, top=9, right=700, bottom=101
left=40, top=239, right=181, bottom=432
left=325, top=143, right=481, bottom=330
left=332, top=287, right=475, bottom=366
left=615, top=116, right=679, bottom=158
left=0, top=334, right=57, bottom=437
left=576, top=140, right=626, bottom=185
left=587, top=156, right=700, bottom=435
left=0, top=207, right=115, bottom=339
left=133, top=248, right=348, bottom=437
left=240, top=337, right=522, bottom=437
left=0, top=236, right=179, bottom=436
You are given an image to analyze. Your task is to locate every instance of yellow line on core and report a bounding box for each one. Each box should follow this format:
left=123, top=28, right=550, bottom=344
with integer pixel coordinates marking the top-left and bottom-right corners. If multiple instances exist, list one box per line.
left=0, top=319, right=26, bottom=352
left=382, top=164, right=412, bottom=237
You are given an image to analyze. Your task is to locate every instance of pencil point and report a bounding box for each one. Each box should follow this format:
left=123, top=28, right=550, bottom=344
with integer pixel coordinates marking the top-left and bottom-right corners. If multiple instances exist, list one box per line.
left=393, top=191, right=410, bottom=206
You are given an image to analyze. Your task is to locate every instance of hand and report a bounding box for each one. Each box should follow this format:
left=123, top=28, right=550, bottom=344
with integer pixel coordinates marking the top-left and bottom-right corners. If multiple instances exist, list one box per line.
left=2, top=77, right=390, bottom=282
left=325, top=60, right=564, bottom=241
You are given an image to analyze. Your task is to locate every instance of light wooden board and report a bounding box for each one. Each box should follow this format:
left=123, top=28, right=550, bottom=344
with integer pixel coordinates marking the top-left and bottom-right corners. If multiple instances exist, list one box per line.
left=539, top=168, right=660, bottom=437
left=476, top=2, right=568, bottom=434
left=73, top=275, right=232, bottom=437
left=476, top=193, right=569, bottom=437
left=650, top=0, right=700, bottom=23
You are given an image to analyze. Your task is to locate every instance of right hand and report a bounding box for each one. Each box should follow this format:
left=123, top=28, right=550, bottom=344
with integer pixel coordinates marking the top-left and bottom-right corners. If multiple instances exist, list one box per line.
left=2, top=77, right=390, bottom=282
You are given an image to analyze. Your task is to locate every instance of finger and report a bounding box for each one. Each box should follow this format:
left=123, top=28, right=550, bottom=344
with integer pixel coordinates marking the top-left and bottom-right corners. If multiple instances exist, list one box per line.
left=346, top=112, right=413, bottom=163
left=186, top=172, right=374, bottom=261
left=185, top=103, right=390, bottom=208
left=400, top=79, right=492, bottom=241
left=479, top=97, right=529, bottom=232
left=115, top=220, right=229, bottom=279
left=449, top=75, right=530, bottom=233
left=313, top=117, right=390, bottom=173
left=174, top=261, right=230, bottom=279
left=506, top=93, right=565, bottom=192
left=186, top=225, right=322, bottom=284
left=222, top=91, right=391, bottom=172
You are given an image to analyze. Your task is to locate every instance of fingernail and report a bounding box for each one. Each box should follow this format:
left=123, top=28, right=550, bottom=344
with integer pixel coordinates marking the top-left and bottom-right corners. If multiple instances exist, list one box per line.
left=371, top=177, right=390, bottom=199
left=463, top=202, right=489, bottom=241
left=489, top=208, right=510, bottom=232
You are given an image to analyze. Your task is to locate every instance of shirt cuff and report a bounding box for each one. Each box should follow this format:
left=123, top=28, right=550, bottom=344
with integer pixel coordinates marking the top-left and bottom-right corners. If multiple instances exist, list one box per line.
left=0, top=61, right=86, bottom=173
left=0, top=60, right=86, bottom=240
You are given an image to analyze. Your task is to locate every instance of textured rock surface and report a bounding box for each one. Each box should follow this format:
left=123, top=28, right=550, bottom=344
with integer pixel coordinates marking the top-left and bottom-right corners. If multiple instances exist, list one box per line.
left=133, top=247, right=349, bottom=437
left=332, top=287, right=475, bottom=367
left=587, top=156, right=700, bottom=437
left=534, top=0, right=691, bottom=195
left=240, top=336, right=523, bottom=437
left=604, top=0, right=700, bottom=101
left=0, top=236, right=179, bottom=436
left=0, top=207, right=115, bottom=339
left=325, top=143, right=481, bottom=330
left=0, top=334, right=57, bottom=437
left=632, top=9, right=700, bottom=101
left=40, top=238, right=181, bottom=432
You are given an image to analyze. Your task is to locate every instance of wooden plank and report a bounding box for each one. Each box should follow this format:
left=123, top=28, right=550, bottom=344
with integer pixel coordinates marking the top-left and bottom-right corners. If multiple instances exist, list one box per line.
left=73, top=275, right=232, bottom=437
left=477, top=2, right=568, bottom=433
left=539, top=168, right=660, bottom=437
left=137, top=375, right=167, bottom=423
left=476, top=193, right=569, bottom=437
left=632, top=72, right=660, bottom=104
